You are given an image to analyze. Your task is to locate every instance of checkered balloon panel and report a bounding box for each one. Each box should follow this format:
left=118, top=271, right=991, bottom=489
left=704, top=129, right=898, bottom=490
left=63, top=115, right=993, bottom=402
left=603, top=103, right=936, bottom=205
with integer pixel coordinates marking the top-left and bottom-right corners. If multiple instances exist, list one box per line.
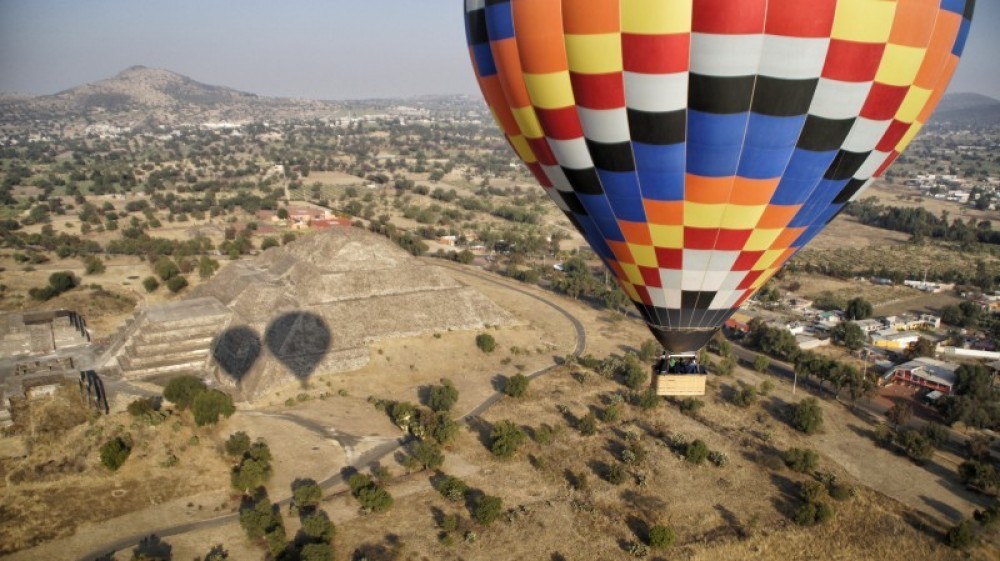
left=465, top=0, right=975, bottom=348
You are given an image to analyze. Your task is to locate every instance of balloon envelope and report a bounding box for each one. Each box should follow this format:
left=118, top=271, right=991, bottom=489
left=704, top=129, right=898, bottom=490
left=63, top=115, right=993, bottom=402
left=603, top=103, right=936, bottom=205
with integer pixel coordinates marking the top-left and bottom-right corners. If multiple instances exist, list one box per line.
left=465, top=0, right=975, bottom=352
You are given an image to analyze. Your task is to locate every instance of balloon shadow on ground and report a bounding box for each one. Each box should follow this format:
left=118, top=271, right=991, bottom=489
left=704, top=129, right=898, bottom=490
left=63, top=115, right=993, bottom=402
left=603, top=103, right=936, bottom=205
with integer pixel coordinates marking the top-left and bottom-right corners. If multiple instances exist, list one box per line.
left=212, top=326, right=263, bottom=383
left=265, top=311, right=332, bottom=385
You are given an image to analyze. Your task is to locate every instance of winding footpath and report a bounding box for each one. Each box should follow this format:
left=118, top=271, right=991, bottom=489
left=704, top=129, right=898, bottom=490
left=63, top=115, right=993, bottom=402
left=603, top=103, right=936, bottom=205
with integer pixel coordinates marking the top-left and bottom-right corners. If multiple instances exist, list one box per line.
left=72, top=263, right=587, bottom=561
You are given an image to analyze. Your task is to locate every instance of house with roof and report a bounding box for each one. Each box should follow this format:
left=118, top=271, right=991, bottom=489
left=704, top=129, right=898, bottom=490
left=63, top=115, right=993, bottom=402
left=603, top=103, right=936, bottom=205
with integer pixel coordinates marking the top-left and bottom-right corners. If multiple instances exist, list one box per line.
left=881, top=357, right=960, bottom=394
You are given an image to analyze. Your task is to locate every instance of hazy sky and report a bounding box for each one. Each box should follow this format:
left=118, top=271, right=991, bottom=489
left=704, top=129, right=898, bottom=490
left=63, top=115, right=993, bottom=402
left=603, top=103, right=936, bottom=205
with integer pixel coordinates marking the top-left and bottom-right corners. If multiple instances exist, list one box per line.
left=1, top=0, right=998, bottom=101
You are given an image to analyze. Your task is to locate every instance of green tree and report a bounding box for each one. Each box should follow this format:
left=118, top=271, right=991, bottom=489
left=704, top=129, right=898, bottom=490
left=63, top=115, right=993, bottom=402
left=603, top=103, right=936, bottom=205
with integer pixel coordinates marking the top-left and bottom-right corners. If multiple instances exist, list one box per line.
left=648, top=525, right=675, bottom=549
left=225, top=432, right=251, bottom=457
left=166, top=275, right=188, bottom=293
left=474, top=495, right=503, bottom=525
left=83, top=255, right=106, bottom=275
left=753, top=355, right=770, bottom=373
left=844, top=297, right=873, bottom=320
left=831, top=322, right=865, bottom=350
left=231, top=458, right=271, bottom=492
left=192, top=389, right=235, bottom=426
left=503, top=374, right=529, bottom=398
left=154, top=257, right=180, bottom=281
left=300, top=511, right=335, bottom=542
left=142, top=276, right=160, bottom=293
left=685, top=439, right=710, bottom=464
left=198, top=256, right=219, bottom=280
left=946, top=520, right=974, bottom=549
left=433, top=475, right=469, bottom=502
left=163, top=375, right=207, bottom=409
left=428, top=378, right=459, bottom=412
left=783, top=448, right=820, bottom=473
left=292, top=478, right=323, bottom=511
left=475, top=333, right=496, bottom=353
left=577, top=412, right=597, bottom=435
left=886, top=402, right=913, bottom=429
left=48, top=271, right=78, bottom=293
left=260, top=236, right=279, bottom=250
left=100, top=436, right=132, bottom=471
left=407, top=440, right=445, bottom=471
left=299, top=543, right=332, bottom=561
left=792, top=398, right=824, bottom=435
left=490, top=420, right=526, bottom=459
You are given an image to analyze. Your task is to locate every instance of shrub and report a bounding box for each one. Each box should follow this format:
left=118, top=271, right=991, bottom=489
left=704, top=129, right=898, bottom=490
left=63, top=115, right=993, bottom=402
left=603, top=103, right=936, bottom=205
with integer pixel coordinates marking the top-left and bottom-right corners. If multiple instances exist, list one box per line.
left=791, top=397, right=823, bottom=435
left=407, top=440, right=444, bottom=471
left=225, top=432, right=251, bottom=457
left=231, top=458, right=271, bottom=491
left=126, top=397, right=158, bottom=417
left=428, top=378, right=459, bottom=412
left=753, top=355, right=770, bottom=373
left=678, top=398, right=704, bottom=414
left=897, top=429, right=934, bottom=464
left=946, top=520, right=974, bottom=549
left=490, top=420, right=526, bottom=459
left=424, top=411, right=460, bottom=445
left=292, top=478, right=323, bottom=511
left=163, top=375, right=206, bottom=409
left=759, top=380, right=775, bottom=396
left=708, top=450, right=729, bottom=467
left=685, top=439, right=710, bottom=464
left=475, top=333, right=496, bottom=353
left=260, top=236, right=279, bottom=250
left=622, top=441, right=646, bottom=465
left=634, top=389, right=659, bottom=410
left=356, top=483, right=393, bottom=513
left=433, top=475, right=469, bottom=502
left=100, top=436, right=131, bottom=471
left=783, top=448, right=820, bottom=473
left=154, top=257, right=180, bottom=281
left=731, top=384, right=758, bottom=407
left=533, top=423, right=555, bottom=445
left=474, top=495, right=503, bottom=525
left=299, top=543, right=332, bottom=561
left=192, top=389, right=235, bottom=426
left=648, top=524, right=675, bottom=549
left=503, top=374, right=529, bottom=398
left=166, top=275, right=189, bottom=293
left=606, top=463, right=627, bottom=485
left=577, top=413, right=597, bottom=436
left=623, top=356, right=649, bottom=390
left=83, top=255, right=105, bottom=275
left=142, top=276, right=160, bottom=292
left=829, top=484, right=854, bottom=501
left=601, top=403, right=622, bottom=423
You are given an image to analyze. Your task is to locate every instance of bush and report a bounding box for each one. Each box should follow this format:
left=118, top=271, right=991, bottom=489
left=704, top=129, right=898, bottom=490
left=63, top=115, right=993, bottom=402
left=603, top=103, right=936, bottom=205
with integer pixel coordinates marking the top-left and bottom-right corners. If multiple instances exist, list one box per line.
left=126, top=397, right=158, bottom=417
left=407, top=440, right=444, bottom=471
left=577, top=412, right=597, bottom=436
left=100, top=436, right=131, bottom=471
left=634, top=389, right=659, bottom=410
left=533, top=423, right=555, bottom=445
left=423, top=410, right=460, bottom=445
left=606, top=463, right=627, bottom=485
left=897, top=429, right=934, bottom=464
left=299, top=542, right=332, bottom=561
left=154, top=257, right=180, bottom=281
left=231, top=458, right=271, bottom=491
left=225, top=432, right=251, bottom=457
left=623, top=355, right=649, bottom=390
left=356, top=483, right=394, bottom=513
left=474, top=495, right=503, bottom=525
left=753, top=355, right=770, bottom=373
left=490, top=420, right=526, bottom=459
left=783, top=448, right=820, bottom=473
left=946, top=520, right=974, bottom=549
left=433, top=475, right=469, bottom=502
left=759, top=380, right=775, bottom=396
left=648, top=524, right=675, bottom=549
left=428, top=378, right=459, bottom=412
left=601, top=403, right=622, bottom=423
left=142, top=276, right=160, bottom=293
left=475, top=333, right=496, bottom=353
left=192, top=389, right=235, bottom=426
left=166, top=275, right=189, bottom=293
left=503, top=374, right=529, bottom=398
left=164, top=375, right=207, bottom=409
left=829, top=484, right=854, bottom=501
left=708, top=450, right=729, bottom=467
left=83, top=255, right=105, bottom=275
left=791, top=397, right=823, bottom=434
left=260, top=237, right=279, bottom=250
left=685, top=439, right=710, bottom=465
left=679, top=398, right=704, bottom=415
left=292, top=478, right=323, bottom=511
left=731, top=384, right=758, bottom=407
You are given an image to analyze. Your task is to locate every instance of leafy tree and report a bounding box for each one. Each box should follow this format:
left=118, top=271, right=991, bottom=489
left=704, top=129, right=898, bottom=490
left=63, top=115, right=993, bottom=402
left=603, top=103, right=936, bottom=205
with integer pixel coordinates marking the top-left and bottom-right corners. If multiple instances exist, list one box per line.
left=127, top=397, right=158, bottom=417
left=433, top=475, right=469, bottom=502
left=192, top=389, right=234, bottom=426
left=142, top=276, right=160, bottom=293
left=648, top=525, right=675, bottom=549
left=753, top=355, right=770, bottom=373
left=299, top=543, right=332, bottom=561
left=638, top=340, right=661, bottom=362
left=163, top=375, right=206, bottom=409
left=83, top=255, right=106, bottom=275
left=166, top=275, right=188, bottom=293
left=292, top=478, right=323, bottom=510
left=260, top=236, right=279, bottom=250
left=225, top=432, right=251, bottom=457
left=946, top=520, right=974, bottom=549
left=48, top=271, right=78, bottom=293
left=783, top=448, right=820, bottom=473
left=231, top=458, right=271, bottom=492
left=634, top=389, right=660, bottom=410
left=577, top=412, right=597, bottom=436
left=622, top=354, right=649, bottom=390
left=423, top=410, right=460, bottom=445
left=300, top=511, right=335, bottom=542
left=474, top=495, right=503, bottom=525
left=831, top=322, right=865, bottom=350
left=958, top=460, right=1000, bottom=493
left=198, top=256, right=219, bottom=280
left=886, top=402, right=913, bottom=429
left=844, top=297, right=873, bottom=320
left=685, top=439, right=709, bottom=464
left=905, top=337, right=936, bottom=359
left=731, top=383, right=758, bottom=407
left=490, top=420, right=526, bottom=459
left=100, top=436, right=132, bottom=471
left=791, top=398, right=824, bottom=435
left=428, top=378, right=459, bottom=412
left=154, top=257, right=180, bottom=281
left=475, top=333, right=496, bottom=353
left=503, top=374, right=529, bottom=398
left=897, top=429, right=934, bottom=463
left=407, top=440, right=445, bottom=471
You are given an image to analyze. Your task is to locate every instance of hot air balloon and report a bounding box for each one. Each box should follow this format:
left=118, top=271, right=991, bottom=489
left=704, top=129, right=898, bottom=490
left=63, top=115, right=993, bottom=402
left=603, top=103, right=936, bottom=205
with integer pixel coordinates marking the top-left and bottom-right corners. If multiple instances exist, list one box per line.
left=464, top=0, right=975, bottom=360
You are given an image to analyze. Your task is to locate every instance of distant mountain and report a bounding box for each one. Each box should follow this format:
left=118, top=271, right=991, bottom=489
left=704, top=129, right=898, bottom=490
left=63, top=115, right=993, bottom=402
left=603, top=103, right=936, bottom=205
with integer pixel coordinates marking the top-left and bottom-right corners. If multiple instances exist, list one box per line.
left=0, top=66, right=344, bottom=130
left=928, top=92, right=1000, bottom=129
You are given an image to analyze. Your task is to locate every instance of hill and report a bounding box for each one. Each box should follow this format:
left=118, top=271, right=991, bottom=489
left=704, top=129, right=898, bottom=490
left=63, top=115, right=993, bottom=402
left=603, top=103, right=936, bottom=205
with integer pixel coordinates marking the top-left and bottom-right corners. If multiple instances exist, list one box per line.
left=929, top=92, right=1000, bottom=129
left=0, top=66, right=345, bottom=128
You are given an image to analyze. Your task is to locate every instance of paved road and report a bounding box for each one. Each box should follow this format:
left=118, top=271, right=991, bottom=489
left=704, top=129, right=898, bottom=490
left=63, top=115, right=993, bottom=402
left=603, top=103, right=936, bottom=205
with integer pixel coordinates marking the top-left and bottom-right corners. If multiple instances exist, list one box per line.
left=76, top=262, right=587, bottom=561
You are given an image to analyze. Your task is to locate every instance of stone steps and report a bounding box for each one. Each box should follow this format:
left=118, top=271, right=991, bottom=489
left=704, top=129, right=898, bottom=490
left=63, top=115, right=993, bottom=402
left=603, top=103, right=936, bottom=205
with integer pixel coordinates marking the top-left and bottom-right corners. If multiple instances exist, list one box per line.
left=131, top=323, right=227, bottom=345
left=128, top=336, right=217, bottom=357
